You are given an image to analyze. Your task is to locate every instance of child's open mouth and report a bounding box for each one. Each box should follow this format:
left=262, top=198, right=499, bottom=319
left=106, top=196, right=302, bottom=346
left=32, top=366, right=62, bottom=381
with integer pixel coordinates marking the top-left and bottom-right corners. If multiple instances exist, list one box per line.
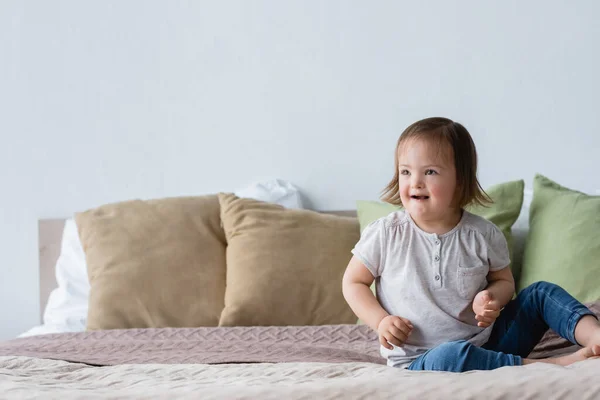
left=411, top=195, right=430, bottom=200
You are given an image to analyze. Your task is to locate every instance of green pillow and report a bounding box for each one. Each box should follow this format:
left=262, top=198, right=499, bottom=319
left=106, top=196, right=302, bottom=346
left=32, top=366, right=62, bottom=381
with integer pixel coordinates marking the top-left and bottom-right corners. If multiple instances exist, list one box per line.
left=356, top=179, right=525, bottom=278
left=518, top=174, right=600, bottom=302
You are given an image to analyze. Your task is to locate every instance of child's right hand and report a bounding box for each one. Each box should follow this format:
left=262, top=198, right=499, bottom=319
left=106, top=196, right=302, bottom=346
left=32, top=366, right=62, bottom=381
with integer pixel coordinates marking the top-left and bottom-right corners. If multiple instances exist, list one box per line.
left=377, top=315, right=413, bottom=349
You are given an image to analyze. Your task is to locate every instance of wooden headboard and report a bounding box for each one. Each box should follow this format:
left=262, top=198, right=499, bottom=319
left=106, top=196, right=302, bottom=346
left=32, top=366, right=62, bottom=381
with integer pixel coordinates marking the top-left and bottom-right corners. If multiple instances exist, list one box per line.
left=37, top=210, right=358, bottom=323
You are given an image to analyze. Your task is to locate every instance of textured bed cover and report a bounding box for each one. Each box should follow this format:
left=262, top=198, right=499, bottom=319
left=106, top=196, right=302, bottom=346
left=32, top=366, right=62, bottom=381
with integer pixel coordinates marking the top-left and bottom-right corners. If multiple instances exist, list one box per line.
left=1, top=303, right=599, bottom=399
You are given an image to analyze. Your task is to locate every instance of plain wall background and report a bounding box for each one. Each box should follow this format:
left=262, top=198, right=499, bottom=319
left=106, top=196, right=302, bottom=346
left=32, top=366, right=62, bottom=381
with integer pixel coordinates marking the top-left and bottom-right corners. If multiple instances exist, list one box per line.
left=1, top=1, right=599, bottom=339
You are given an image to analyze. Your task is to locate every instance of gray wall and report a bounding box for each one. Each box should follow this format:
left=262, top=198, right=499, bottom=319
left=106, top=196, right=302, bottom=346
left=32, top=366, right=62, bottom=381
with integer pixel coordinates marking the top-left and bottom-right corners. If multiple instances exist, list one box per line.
left=1, top=1, right=599, bottom=339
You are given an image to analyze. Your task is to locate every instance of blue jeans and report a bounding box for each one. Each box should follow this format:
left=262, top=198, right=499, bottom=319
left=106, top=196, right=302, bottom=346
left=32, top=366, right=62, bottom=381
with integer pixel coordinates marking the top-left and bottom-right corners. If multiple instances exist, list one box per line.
left=407, top=281, right=597, bottom=372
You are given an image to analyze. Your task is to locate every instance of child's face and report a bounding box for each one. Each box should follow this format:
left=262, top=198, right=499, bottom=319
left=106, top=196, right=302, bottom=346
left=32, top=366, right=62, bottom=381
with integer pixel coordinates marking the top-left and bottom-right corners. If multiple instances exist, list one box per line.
left=397, top=138, right=459, bottom=223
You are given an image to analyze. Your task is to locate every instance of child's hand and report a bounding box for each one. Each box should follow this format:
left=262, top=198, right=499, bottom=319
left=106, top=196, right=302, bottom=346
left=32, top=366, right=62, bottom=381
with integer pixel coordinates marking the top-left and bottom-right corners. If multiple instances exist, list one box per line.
left=472, top=290, right=501, bottom=328
left=377, top=315, right=413, bottom=349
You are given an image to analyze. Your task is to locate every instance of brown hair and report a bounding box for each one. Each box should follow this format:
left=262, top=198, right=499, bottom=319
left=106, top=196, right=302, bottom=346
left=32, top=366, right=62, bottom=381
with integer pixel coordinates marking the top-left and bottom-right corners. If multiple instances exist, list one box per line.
left=380, top=117, right=491, bottom=208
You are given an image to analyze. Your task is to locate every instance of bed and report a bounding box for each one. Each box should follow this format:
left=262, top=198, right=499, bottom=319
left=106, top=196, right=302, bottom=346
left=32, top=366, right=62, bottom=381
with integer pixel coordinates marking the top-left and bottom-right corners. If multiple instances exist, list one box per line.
left=1, top=192, right=600, bottom=399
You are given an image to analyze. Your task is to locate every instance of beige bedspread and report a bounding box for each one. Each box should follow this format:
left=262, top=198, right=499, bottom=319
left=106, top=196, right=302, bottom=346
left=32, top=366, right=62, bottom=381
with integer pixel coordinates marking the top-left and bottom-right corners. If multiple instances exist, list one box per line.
left=1, top=302, right=599, bottom=399
left=0, top=325, right=384, bottom=365
left=1, top=356, right=599, bottom=399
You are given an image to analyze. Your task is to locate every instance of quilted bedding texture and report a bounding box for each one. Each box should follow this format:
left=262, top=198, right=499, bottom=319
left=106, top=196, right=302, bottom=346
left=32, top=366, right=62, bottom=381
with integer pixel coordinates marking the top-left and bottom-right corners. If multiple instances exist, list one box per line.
left=0, top=356, right=599, bottom=399
left=0, top=302, right=598, bottom=399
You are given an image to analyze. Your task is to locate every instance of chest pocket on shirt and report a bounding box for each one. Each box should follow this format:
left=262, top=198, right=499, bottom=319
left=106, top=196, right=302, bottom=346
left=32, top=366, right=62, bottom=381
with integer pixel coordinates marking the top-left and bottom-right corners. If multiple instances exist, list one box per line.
left=457, top=264, right=488, bottom=300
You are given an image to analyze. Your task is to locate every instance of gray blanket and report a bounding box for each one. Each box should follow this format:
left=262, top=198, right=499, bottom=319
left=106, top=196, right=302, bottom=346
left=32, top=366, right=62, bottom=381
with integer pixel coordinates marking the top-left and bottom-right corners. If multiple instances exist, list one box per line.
left=1, top=304, right=599, bottom=399
left=1, top=301, right=598, bottom=366
left=0, top=325, right=384, bottom=365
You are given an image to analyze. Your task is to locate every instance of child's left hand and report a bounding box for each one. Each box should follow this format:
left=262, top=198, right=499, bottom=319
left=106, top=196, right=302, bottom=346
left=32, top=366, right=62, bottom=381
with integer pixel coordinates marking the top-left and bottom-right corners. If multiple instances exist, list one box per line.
left=472, top=290, right=501, bottom=328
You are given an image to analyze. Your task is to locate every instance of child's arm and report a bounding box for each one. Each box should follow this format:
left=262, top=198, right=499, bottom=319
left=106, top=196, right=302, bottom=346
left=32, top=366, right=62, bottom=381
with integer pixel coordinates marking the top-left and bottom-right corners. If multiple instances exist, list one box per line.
left=342, top=256, right=413, bottom=348
left=342, top=256, right=389, bottom=331
left=485, top=266, right=516, bottom=307
left=474, top=225, right=515, bottom=327
left=473, top=266, right=515, bottom=327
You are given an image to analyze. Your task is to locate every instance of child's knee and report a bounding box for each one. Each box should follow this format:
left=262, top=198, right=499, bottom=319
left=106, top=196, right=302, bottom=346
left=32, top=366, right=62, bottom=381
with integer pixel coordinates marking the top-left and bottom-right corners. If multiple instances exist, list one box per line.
left=422, top=340, right=474, bottom=371
left=434, top=340, right=473, bottom=357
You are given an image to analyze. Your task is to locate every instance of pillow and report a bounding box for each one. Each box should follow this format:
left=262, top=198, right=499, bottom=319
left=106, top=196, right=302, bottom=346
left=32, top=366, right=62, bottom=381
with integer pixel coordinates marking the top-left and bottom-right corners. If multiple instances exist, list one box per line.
left=357, top=179, right=525, bottom=279
left=518, top=174, right=600, bottom=302
left=76, top=195, right=227, bottom=330
left=26, top=180, right=305, bottom=337
left=235, top=178, right=304, bottom=209
left=42, top=219, right=89, bottom=328
left=19, top=219, right=89, bottom=337
left=511, top=188, right=534, bottom=283
left=217, top=193, right=360, bottom=326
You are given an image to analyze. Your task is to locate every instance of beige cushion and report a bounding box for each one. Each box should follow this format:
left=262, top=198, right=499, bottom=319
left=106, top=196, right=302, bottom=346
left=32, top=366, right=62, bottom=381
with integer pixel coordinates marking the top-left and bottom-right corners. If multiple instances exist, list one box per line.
left=218, top=193, right=360, bottom=326
left=75, top=195, right=226, bottom=330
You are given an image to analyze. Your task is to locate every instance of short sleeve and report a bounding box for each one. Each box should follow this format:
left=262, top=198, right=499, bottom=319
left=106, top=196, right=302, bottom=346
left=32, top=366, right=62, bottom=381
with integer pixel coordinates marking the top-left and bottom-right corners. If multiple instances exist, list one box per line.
left=351, top=219, right=387, bottom=277
left=486, top=225, right=511, bottom=271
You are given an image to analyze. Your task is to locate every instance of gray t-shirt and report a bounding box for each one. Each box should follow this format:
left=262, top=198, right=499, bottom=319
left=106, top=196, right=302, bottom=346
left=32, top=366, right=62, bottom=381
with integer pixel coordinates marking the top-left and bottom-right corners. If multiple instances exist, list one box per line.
left=351, top=209, right=510, bottom=368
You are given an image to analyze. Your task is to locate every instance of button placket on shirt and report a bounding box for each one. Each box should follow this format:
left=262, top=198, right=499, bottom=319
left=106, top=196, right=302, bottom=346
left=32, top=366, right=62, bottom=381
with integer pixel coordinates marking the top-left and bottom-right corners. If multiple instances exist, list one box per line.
left=433, top=237, right=442, bottom=287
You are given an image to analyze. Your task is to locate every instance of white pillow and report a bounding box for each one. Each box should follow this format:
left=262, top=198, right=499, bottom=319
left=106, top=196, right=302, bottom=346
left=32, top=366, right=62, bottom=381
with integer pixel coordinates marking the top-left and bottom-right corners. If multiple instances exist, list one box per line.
left=20, top=180, right=304, bottom=337
left=19, top=219, right=89, bottom=337
left=234, top=178, right=304, bottom=209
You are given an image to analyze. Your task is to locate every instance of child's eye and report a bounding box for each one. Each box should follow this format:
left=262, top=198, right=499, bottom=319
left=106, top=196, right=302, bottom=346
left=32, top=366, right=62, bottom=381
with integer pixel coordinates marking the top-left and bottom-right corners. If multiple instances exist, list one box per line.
left=400, top=169, right=410, bottom=176
left=425, top=169, right=437, bottom=176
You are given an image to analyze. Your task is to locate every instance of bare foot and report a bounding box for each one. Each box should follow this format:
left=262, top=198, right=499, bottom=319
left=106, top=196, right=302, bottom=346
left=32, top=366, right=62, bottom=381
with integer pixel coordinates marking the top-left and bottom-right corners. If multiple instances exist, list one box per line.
left=589, top=330, right=600, bottom=348
left=523, top=345, right=600, bottom=367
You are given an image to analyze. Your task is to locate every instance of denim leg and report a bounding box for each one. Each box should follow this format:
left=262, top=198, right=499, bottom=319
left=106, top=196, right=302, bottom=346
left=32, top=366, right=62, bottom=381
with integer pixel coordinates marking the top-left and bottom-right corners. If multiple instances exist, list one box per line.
left=407, top=340, right=521, bottom=372
left=484, top=281, right=597, bottom=356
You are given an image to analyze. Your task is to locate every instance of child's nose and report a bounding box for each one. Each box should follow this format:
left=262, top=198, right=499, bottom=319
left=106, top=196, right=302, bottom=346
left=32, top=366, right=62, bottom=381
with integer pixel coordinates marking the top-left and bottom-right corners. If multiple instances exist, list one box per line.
left=411, top=176, right=424, bottom=188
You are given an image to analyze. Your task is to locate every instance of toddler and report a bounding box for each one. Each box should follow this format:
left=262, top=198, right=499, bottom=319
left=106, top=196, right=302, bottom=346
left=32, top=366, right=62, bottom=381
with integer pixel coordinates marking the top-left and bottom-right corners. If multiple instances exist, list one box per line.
left=342, top=117, right=600, bottom=371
